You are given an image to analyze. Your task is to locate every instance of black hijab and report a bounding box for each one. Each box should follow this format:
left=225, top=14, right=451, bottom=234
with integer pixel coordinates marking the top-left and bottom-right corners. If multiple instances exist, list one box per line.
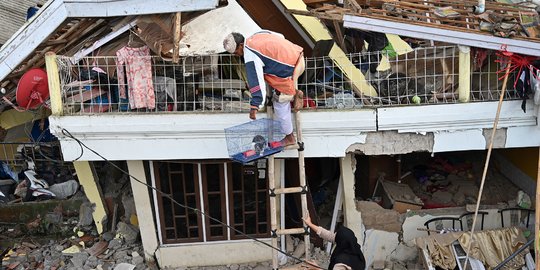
left=329, top=227, right=366, bottom=270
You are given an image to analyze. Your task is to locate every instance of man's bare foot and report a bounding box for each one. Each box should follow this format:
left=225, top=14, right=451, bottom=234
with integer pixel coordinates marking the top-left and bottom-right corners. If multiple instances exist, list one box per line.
left=281, top=133, right=296, bottom=147
left=293, top=90, right=304, bottom=112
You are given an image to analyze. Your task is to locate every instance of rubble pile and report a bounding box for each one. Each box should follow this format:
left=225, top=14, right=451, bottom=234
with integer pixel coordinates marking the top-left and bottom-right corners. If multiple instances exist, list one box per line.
left=1, top=219, right=148, bottom=270
left=405, top=155, right=520, bottom=208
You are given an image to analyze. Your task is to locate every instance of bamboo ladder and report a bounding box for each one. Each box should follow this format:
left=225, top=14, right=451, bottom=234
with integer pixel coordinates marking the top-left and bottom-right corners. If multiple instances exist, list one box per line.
left=267, top=106, right=310, bottom=270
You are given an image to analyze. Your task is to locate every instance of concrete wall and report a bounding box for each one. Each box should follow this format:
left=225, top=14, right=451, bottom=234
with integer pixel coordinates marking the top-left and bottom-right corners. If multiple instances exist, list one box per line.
left=499, top=148, right=538, bottom=180
left=50, top=100, right=539, bottom=161
left=493, top=152, right=537, bottom=201
left=360, top=207, right=505, bottom=268
left=155, top=240, right=272, bottom=267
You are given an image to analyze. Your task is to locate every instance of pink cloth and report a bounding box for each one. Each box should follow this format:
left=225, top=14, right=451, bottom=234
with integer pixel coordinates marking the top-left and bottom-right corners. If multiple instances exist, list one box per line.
left=116, top=46, right=155, bottom=109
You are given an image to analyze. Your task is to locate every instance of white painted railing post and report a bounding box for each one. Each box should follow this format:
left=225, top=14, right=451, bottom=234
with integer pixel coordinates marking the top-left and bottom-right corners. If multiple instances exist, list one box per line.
left=45, top=52, right=63, bottom=115
left=458, top=45, right=471, bottom=103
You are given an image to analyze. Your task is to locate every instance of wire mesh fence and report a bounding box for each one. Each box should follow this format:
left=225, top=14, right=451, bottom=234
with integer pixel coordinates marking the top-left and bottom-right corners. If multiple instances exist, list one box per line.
left=0, top=142, right=69, bottom=171
left=56, top=46, right=518, bottom=115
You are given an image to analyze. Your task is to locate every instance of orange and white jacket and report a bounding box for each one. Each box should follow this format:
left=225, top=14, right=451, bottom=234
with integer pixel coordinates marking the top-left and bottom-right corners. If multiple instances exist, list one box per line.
left=243, top=31, right=303, bottom=110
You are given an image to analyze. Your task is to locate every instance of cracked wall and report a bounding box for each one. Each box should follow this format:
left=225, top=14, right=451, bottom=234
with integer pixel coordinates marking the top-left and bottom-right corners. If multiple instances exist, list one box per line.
left=346, top=128, right=509, bottom=156
left=347, top=131, right=434, bottom=155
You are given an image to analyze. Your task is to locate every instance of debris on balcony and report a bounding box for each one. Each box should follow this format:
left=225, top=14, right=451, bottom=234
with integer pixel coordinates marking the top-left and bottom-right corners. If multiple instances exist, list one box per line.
left=291, top=0, right=540, bottom=40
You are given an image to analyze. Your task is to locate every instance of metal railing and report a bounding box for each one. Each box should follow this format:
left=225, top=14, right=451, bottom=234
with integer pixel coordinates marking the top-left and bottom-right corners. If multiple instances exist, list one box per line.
left=55, top=46, right=518, bottom=115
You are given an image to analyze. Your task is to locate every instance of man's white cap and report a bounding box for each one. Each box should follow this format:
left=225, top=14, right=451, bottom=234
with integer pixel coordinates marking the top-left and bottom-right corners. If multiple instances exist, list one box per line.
left=223, top=33, right=237, bottom=54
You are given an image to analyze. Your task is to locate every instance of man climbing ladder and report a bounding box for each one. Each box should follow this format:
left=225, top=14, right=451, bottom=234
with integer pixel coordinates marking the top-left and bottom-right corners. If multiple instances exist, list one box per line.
left=223, top=30, right=305, bottom=146
left=224, top=30, right=310, bottom=270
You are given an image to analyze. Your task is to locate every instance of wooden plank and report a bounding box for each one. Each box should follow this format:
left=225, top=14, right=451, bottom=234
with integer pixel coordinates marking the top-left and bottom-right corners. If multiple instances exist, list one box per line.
left=403, top=0, right=536, bottom=13
left=172, top=12, right=181, bottom=63
left=332, top=20, right=347, bottom=53
left=65, top=88, right=105, bottom=104
left=287, top=8, right=343, bottom=21
left=344, top=0, right=362, bottom=13
left=371, top=8, right=477, bottom=27
left=81, top=104, right=110, bottom=113
left=71, top=19, right=137, bottom=63
left=303, top=0, right=336, bottom=4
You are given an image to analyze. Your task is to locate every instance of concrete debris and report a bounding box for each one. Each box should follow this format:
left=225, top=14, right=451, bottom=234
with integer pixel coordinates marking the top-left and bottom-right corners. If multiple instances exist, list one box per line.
left=356, top=201, right=402, bottom=232
left=78, top=201, right=95, bottom=227
left=1, top=223, right=146, bottom=270
left=373, top=260, right=385, bottom=269
left=285, top=235, right=294, bottom=253
left=114, top=263, right=136, bottom=270
left=116, top=221, right=140, bottom=244
left=49, top=180, right=79, bottom=199
left=122, top=193, right=137, bottom=223
left=291, top=240, right=305, bottom=258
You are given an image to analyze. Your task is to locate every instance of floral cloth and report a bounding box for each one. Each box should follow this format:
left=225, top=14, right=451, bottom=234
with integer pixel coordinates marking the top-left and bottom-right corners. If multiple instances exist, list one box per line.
left=116, top=46, right=155, bottom=109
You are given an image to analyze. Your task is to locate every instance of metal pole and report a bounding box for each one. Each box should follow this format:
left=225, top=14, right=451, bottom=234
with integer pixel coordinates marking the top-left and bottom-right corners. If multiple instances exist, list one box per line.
left=493, top=238, right=534, bottom=270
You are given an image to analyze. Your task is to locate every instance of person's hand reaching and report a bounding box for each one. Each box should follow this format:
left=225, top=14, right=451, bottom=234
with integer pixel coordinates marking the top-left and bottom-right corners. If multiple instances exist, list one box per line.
left=303, top=215, right=312, bottom=226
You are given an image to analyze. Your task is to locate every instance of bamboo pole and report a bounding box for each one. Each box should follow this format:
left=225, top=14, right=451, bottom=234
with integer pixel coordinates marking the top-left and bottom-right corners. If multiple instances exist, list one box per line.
left=296, top=111, right=310, bottom=260
left=267, top=106, right=279, bottom=270
left=462, top=60, right=511, bottom=270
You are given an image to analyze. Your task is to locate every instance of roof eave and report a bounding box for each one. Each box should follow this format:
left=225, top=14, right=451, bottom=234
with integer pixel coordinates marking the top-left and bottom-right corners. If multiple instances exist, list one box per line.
left=0, top=0, right=219, bottom=82
left=343, top=15, right=540, bottom=57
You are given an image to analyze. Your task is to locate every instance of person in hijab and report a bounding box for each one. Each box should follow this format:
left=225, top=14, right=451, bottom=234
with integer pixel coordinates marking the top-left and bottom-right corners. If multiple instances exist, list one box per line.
left=303, top=215, right=366, bottom=270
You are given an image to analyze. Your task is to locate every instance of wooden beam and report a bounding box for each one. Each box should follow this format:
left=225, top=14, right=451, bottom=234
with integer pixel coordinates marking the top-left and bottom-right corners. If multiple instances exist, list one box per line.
left=344, top=0, right=362, bottom=13
left=332, top=20, right=347, bottom=53
left=172, top=12, right=181, bottom=63
left=71, top=19, right=137, bottom=64
left=287, top=8, right=342, bottom=21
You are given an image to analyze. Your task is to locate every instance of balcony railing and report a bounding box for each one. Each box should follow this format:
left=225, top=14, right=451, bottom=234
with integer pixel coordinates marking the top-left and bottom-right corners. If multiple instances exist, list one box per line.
left=56, top=46, right=518, bottom=115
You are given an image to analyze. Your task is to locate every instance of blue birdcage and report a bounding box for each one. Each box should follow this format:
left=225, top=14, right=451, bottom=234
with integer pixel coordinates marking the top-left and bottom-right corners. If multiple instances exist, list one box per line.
left=224, top=118, right=285, bottom=164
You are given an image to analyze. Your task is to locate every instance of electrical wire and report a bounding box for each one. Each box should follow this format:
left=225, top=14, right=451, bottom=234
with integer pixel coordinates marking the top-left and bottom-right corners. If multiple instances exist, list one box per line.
left=60, top=128, right=325, bottom=270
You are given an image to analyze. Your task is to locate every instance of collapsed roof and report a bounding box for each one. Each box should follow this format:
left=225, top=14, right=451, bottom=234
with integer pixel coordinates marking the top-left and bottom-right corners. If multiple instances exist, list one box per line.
left=291, top=0, right=540, bottom=56
left=0, top=0, right=222, bottom=109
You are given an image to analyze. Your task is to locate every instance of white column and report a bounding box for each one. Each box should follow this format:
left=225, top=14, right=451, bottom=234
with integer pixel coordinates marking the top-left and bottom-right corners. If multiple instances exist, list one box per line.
left=340, top=153, right=363, bottom=244
left=127, top=160, right=159, bottom=262
left=458, top=45, right=471, bottom=103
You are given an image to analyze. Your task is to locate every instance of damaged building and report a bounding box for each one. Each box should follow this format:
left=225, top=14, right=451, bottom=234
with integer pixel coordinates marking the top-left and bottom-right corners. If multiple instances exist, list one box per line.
left=0, top=0, right=539, bottom=269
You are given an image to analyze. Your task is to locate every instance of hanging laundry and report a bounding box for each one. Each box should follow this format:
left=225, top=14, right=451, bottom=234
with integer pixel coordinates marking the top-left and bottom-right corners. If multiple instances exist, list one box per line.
left=116, top=46, right=156, bottom=110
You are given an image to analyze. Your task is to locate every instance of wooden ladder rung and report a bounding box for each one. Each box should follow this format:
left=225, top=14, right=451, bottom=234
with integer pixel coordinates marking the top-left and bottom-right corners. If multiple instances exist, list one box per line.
left=284, top=144, right=300, bottom=151
left=276, top=227, right=306, bottom=235
left=273, top=187, right=304, bottom=195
